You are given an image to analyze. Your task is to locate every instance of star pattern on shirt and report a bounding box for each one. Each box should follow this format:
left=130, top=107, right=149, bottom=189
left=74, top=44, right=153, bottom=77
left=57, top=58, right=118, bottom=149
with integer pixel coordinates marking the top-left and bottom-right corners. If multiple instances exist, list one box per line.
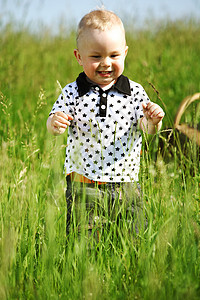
left=50, top=72, right=150, bottom=182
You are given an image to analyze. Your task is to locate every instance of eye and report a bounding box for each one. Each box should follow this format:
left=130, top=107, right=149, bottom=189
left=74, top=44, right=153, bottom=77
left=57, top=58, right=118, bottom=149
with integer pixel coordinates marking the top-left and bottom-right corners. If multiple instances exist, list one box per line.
left=110, top=54, right=120, bottom=58
left=91, top=55, right=100, bottom=58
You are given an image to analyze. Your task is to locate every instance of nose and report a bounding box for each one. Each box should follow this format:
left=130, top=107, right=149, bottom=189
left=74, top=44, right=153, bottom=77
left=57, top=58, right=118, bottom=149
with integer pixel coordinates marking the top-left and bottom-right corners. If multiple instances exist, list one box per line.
left=100, top=57, right=111, bottom=67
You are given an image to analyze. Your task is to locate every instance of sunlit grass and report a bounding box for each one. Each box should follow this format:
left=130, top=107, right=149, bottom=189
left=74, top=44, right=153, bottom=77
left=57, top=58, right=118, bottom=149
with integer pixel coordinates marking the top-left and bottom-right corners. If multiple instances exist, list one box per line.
left=0, top=19, right=200, bottom=299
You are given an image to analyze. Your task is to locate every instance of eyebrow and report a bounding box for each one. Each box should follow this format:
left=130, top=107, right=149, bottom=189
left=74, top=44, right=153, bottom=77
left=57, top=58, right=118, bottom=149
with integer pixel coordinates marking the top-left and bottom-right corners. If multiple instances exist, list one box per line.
left=89, top=50, right=122, bottom=55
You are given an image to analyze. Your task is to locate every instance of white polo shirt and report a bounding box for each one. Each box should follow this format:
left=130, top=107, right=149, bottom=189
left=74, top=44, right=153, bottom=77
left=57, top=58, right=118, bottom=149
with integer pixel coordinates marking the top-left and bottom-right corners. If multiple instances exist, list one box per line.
left=50, top=72, right=150, bottom=182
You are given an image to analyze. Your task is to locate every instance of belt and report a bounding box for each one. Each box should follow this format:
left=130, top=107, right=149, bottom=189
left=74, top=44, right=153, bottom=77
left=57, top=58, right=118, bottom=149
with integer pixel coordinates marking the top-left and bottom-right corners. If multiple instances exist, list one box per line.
left=67, top=172, right=106, bottom=185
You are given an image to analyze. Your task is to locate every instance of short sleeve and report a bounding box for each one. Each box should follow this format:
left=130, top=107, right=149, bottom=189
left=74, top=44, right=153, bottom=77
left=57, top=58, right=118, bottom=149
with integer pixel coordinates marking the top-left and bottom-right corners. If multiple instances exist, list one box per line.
left=49, top=85, right=75, bottom=116
left=133, top=84, right=150, bottom=121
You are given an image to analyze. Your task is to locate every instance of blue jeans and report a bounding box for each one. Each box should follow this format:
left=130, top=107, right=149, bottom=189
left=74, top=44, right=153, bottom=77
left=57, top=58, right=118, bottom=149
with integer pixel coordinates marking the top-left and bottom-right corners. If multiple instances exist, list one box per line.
left=66, top=177, right=146, bottom=235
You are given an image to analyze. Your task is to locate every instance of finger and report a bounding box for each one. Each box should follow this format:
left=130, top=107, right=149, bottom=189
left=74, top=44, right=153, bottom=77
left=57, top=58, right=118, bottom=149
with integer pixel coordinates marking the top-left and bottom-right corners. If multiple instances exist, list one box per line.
left=54, top=113, right=73, bottom=126
left=55, top=111, right=73, bottom=120
left=67, top=114, right=73, bottom=121
left=150, top=107, right=163, bottom=117
left=53, top=116, right=69, bottom=128
left=151, top=107, right=165, bottom=118
left=157, top=110, right=165, bottom=118
left=143, top=102, right=155, bottom=115
left=146, top=104, right=164, bottom=117
left=144, top=102, right=152, bottom=109
left=53, top=120, right=68, bottom=129
left=142, top=103, right=147, bottom=110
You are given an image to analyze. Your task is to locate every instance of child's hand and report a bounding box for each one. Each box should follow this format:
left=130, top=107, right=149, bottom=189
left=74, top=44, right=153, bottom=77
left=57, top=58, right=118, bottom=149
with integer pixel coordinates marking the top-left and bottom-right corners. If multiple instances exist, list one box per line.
left=47, top=112, right=73, bottom=135
left=142, top=102, right=165, bottom=126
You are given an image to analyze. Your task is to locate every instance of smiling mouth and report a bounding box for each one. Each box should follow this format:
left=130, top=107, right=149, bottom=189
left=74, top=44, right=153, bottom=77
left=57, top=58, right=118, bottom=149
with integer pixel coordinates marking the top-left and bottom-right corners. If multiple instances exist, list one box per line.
left=98, top=71, right=112, bottom=76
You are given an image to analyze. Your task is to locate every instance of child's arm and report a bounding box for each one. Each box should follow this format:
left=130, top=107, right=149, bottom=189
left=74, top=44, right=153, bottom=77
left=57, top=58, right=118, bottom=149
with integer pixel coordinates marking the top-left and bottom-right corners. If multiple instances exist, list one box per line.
left=47, top=112, right=73, bottom=136
left=139, top=102, right=165, bottom=134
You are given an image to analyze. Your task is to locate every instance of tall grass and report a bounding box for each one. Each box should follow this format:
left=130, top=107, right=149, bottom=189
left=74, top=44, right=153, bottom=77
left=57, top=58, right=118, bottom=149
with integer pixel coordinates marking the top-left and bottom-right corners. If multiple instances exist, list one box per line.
left=0, top=19, right=200, bottom=299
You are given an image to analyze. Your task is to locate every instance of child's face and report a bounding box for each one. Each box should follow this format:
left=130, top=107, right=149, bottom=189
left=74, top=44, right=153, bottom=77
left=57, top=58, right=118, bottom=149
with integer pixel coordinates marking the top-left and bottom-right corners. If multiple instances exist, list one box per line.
left=74, top=25, right=128, bottom=88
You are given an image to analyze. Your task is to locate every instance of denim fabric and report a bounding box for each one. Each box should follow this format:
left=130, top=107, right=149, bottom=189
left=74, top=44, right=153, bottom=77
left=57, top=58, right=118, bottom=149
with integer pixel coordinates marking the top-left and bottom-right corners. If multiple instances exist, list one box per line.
left=66, top=177, right=146, bottom=235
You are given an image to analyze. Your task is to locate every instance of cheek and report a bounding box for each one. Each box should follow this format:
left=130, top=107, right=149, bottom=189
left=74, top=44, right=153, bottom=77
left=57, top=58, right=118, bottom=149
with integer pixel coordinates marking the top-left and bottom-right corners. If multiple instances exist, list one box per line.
left=114, top=60, right=124, bottom=71
left=84, top=61, right=97, bottom=73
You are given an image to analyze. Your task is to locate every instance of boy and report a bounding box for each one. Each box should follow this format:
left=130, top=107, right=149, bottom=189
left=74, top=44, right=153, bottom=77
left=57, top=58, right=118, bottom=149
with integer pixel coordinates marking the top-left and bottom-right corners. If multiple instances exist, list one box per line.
left=47, top=9, right=164, bottom=234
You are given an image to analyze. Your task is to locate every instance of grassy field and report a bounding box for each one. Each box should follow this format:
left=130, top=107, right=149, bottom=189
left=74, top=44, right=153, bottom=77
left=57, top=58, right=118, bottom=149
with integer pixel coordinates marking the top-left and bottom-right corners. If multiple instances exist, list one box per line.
left=0, top=18, right=200, bottom=299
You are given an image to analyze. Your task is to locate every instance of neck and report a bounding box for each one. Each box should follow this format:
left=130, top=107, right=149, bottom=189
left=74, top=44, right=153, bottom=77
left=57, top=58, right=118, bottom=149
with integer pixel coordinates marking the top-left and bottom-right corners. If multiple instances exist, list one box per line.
left=100, top=81, right=116, bottom=90
left=86, top=76, right=116, bottom=90
left=85, top=74, right=116, bottom=90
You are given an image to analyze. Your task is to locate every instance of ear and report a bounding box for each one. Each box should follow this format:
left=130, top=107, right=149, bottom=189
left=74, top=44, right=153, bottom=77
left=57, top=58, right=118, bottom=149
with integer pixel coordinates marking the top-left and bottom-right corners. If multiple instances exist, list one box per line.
left=124, top=46, right=128, bottom=57
left=74, top=49, right=83, bottom=66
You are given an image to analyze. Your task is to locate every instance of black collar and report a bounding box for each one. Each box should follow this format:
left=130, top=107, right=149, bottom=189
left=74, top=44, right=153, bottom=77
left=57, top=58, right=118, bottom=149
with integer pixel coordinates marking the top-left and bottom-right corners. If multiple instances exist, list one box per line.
left=76, top=72, right=131, bottom=97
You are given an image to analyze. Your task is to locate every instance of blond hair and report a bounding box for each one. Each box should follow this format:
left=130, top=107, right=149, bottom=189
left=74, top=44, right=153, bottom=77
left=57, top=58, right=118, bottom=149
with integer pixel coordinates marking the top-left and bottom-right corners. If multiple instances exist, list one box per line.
left=76, top=9, right=125, bottom=47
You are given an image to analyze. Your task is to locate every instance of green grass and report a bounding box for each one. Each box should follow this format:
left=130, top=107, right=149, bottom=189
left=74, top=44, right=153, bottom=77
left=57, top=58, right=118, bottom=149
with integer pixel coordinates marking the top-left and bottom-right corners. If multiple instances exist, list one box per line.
left=0, top=19, right=200, bottom=299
